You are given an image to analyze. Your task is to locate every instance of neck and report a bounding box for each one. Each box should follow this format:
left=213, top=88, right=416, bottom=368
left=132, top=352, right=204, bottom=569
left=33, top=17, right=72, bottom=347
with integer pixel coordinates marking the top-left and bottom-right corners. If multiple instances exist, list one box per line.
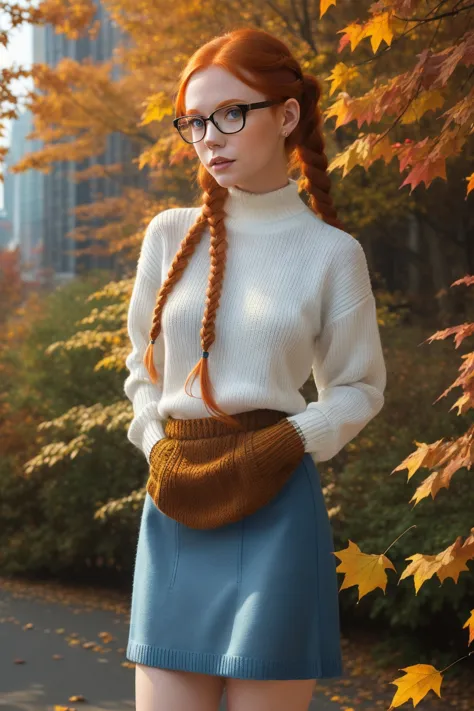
left=224, top=178, right=307, bottom=223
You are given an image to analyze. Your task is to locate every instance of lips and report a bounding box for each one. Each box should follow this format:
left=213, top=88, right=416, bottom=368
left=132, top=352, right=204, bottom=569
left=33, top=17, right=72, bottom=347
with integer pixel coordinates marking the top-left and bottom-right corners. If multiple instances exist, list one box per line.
left=210, top=159, right=234, bottom=166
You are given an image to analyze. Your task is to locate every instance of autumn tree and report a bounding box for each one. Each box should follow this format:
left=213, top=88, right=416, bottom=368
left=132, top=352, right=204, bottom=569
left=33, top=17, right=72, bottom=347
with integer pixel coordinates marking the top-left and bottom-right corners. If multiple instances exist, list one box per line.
left=318, top=0, right=474, bottom=706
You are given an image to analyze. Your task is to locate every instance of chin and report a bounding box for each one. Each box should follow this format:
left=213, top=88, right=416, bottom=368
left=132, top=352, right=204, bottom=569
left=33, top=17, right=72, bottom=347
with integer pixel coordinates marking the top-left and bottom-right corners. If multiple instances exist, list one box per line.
left=213, top=173, right=238, bottom=186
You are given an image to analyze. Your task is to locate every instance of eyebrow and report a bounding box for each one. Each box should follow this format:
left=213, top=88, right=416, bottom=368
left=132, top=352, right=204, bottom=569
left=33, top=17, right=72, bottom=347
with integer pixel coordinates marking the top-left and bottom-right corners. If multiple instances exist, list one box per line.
left=185, top=98, right=247, bottom=115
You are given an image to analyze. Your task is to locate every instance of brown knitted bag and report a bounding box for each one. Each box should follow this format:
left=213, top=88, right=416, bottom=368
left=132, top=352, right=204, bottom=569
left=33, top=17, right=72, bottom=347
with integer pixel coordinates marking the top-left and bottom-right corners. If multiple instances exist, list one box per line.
left=146, top=409, right=305, bottom=530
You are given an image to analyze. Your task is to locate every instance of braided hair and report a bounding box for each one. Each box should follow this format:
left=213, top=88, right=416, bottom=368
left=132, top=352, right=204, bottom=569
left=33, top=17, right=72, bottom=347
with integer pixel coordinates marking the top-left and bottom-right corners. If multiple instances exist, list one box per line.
left=143, top=28, right=345, bottom=428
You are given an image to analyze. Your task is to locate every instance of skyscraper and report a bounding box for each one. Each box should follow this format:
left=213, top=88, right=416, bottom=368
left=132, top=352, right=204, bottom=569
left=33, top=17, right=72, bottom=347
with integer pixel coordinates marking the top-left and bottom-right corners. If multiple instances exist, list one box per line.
left=3, top=110, right=44, bottom=280
left=10, top=3, right=147, bottom=284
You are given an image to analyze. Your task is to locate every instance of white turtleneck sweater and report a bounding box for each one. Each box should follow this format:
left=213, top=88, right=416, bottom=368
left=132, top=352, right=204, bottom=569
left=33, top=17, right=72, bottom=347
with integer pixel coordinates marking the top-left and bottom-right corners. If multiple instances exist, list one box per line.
left=124, top=178, right=386, bottom=465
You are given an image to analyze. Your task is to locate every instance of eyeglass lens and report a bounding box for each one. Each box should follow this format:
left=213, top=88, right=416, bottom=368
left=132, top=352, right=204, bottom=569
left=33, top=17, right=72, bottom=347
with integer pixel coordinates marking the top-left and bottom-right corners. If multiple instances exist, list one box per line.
left=177, top=105, right=244, bottom=143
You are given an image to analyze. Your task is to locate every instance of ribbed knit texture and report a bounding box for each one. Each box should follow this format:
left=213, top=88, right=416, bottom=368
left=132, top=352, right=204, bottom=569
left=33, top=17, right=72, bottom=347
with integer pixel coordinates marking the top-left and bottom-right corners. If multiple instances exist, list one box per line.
left=146, top=409, right=305, bottom=529
left=124, top=178, right=387, bottom=465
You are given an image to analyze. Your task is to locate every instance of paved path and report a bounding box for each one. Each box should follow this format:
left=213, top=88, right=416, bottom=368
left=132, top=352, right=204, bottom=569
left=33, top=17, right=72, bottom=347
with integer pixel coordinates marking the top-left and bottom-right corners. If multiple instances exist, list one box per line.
left=0, top=585, right=345, bottom=711
left=0, top=587, right=135, bottom=711
left=0, top=581, right=459, bottom=711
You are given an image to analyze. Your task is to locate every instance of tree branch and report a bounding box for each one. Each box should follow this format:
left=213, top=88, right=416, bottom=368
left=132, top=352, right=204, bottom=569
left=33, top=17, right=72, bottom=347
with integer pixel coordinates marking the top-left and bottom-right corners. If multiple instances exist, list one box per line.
left=350, top=0, right=460, bottom=67
left=394, top=1, right=474, bottom=23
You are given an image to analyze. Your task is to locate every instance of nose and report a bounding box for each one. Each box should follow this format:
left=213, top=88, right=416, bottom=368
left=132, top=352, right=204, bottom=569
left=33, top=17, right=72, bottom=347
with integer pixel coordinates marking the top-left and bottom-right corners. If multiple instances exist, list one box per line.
left=203, top=119, right=224, bottom=147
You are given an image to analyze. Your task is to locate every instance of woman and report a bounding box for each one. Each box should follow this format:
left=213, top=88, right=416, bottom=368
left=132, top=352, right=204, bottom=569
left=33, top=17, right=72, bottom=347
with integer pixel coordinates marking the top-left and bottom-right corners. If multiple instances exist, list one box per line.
left=123, top=27, right=387, bottom=711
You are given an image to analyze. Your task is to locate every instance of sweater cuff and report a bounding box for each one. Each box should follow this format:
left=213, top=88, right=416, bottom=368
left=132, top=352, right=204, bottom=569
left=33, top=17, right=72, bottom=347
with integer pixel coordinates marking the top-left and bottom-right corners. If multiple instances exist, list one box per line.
left=285, top=408, right=334, bottom=456
left=143, top=420, right=166, bottom=464
left=250, top=417, right=305, bottom=473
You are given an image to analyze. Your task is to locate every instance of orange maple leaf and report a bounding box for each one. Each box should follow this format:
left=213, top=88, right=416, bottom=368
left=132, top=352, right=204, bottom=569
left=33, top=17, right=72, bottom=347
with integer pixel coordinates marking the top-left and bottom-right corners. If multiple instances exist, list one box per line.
left=399, top=532, right=474, bottom=592
left=466, top=172, right=474, bottom=195
left=400, top=155, right=447, bottom=192
left=336, top=22, right=368, bottom=53
left=410, top=433, right=472, bottom=504
left=391, top=439, right=446, bottom=481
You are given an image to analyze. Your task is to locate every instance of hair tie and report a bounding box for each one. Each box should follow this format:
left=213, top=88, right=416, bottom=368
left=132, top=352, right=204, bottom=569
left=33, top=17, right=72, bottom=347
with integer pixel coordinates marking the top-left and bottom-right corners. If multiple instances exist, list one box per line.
left=202, top=351, right=209, bottom=358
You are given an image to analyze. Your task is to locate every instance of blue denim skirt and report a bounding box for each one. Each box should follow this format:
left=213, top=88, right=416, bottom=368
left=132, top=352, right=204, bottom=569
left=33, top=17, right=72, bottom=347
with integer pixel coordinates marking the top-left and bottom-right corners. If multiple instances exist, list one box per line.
left=126, top=452, right=344, bottom=681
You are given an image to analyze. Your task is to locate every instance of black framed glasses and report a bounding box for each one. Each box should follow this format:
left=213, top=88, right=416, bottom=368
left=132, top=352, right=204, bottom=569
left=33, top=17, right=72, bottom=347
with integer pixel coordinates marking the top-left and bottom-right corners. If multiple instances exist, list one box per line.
left=173, top=98, right=290, bottom=144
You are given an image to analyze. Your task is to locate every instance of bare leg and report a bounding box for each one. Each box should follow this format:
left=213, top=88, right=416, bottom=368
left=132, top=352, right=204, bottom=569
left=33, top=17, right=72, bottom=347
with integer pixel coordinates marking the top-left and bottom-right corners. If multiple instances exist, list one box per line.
left=135, top=663, right=225, bottom=711
left=226, top=677, right=315, bottom=711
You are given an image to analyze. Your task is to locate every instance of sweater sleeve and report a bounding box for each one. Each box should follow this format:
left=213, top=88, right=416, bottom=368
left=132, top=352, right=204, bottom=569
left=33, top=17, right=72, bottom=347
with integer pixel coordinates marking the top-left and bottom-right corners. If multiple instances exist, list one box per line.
left=286, top=237, right=387, bottom=462
left=123, top=215, right=166, bottom=464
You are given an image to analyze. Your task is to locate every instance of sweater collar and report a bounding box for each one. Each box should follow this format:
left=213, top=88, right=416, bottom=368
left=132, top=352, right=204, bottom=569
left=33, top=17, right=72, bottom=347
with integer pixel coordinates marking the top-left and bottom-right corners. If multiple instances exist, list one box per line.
left=224, top=178, right=307, bottom=223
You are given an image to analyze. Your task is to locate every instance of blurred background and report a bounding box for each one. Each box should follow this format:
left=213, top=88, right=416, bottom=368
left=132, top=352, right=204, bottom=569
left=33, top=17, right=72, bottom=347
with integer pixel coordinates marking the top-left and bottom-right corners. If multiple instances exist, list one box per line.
left=0, top=1, right=473, bottom=709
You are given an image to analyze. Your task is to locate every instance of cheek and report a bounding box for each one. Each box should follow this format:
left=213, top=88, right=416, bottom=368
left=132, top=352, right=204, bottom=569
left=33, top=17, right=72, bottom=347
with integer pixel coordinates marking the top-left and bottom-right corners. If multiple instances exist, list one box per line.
left=195, top=145, right=207, bottom=165
left=235, top=118, right=276, bottom=158
left=194, top=117, right=277, bottom=168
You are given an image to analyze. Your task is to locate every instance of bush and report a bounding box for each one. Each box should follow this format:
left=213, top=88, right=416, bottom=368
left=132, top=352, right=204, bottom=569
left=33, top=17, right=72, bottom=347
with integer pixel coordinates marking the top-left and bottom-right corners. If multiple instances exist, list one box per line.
left=317, top=322, right=473, bottom=655
left=0, top=271, right=146, bottom=578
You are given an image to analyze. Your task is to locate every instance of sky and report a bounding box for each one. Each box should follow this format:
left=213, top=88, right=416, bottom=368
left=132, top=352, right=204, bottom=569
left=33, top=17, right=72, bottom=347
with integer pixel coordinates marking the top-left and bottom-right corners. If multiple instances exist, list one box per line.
left=0, top=22, right=33, bottom=209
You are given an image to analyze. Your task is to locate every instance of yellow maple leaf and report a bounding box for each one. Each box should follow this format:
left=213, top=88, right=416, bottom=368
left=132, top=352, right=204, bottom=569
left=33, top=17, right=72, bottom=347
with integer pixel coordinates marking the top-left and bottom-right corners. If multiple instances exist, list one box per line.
left=336, top=22, right=367, bottom=52
left=325, top=62, right=360, bottom=96
left=328, top=134, right=393, bottom=177
left=391, top=439, right=445, bottom=481
left=324, top=92, right=353, bottom=129
left=462, top=608, right=474, bottom=645
left=409, top=455, right=461, bottom=504
left=329, top=142, right=361, bottom=177
left=139, top=91, right=174, bottom=126
left=400, top=552, right=441, bottom=593
left=320, top=0, right=337, bottom=18
left=364, top=12, right=394, bottom=53
left=389, top=664, right=442, bottom=708
left=400, top=535, right=474, bottom=592
left=409, top=471, right=440, bottom=505
left=438, top=554, right=472, bottom=585
left=401, top=90, right=445, bottom=124
left=437, top=537, right=474, bottom=584
left=334, top=540, right=397, bottom=600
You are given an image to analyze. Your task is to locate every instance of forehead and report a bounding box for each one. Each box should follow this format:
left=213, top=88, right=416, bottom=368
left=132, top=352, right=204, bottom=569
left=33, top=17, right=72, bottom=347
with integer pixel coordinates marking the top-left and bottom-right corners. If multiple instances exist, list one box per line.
left=184, top=66, right=260, bottom=115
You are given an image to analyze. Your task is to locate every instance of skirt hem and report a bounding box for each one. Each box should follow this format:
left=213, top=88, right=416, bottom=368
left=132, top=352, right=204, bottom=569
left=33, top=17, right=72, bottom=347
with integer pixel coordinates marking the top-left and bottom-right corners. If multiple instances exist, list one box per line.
left=126, top=639, right=344, bottom=681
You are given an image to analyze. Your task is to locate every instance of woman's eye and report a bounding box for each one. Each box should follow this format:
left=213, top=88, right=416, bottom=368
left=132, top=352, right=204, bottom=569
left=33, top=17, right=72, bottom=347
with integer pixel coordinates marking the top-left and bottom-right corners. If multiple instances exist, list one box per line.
left=225, top=108, right=241, bottom=120
left=190, top=118, right=204, bottom=129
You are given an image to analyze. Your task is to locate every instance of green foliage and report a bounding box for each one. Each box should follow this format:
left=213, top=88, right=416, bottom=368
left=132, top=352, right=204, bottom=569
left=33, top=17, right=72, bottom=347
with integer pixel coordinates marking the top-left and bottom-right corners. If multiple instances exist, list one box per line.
left=0, top=272, right=146, bottom=576
left=321, top=322, right=473, bottom=641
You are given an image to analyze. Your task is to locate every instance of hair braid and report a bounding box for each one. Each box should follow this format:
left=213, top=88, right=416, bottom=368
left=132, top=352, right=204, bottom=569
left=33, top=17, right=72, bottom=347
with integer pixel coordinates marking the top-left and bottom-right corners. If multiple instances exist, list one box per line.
left=143, top=168, right=242, bottom=428
left=293, top=75, right=345, bottom=231
left=143, top=214, right=208, bottom=380
left=182, top=170, right=241, bottom=428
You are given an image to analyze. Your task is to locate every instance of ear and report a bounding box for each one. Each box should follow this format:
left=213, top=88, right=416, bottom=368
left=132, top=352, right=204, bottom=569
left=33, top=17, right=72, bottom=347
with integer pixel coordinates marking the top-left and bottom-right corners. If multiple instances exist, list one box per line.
left=281, top=98, right=300, bottom=135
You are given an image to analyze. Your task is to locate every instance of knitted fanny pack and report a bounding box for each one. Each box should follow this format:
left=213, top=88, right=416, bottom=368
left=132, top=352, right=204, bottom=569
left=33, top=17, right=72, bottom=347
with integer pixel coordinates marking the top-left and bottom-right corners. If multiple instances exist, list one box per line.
left=146, top=408, right=305, bottom=530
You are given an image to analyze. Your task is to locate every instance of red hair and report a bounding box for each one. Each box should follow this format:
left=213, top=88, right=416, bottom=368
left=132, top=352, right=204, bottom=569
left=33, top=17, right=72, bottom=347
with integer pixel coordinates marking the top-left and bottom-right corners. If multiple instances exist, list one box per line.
left=143, top=27, right=345, bottom=428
